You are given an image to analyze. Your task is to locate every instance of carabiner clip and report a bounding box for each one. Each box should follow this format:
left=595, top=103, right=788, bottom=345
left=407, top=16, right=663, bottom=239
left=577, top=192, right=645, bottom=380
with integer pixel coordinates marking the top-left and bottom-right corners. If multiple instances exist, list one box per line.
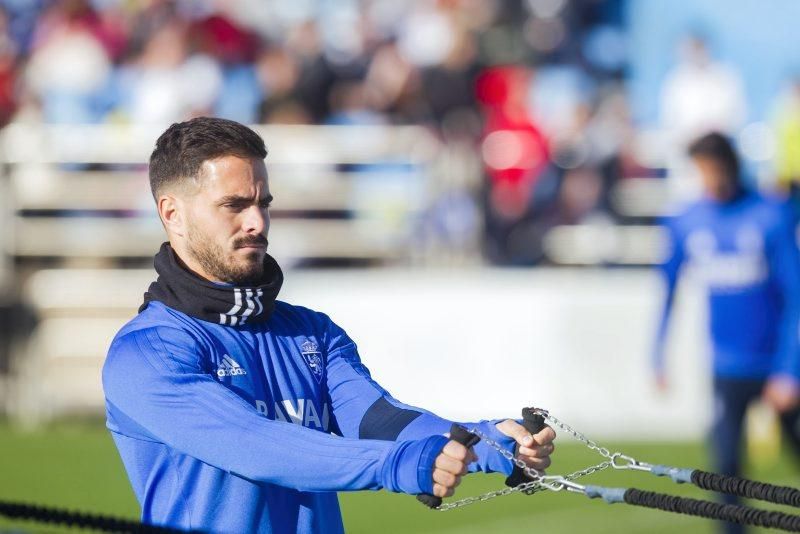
left=610, top=452, right=652, bottom=472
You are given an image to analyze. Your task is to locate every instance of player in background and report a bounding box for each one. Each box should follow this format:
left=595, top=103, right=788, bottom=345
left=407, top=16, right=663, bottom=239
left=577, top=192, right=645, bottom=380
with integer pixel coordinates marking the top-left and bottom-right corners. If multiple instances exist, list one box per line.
left=102, top=117, right=555, bottom=534
left=654, top=132, right=800, bottom=534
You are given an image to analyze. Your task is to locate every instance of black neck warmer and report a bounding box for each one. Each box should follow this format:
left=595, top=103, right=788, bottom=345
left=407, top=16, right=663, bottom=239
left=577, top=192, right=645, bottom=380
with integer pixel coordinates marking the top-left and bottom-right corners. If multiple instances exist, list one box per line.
left=140, top=242, right=284, bottom=326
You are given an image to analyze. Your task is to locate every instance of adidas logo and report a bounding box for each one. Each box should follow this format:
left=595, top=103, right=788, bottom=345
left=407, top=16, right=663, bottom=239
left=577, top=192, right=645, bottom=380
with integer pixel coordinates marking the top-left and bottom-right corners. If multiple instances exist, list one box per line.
left=216, top=354, right=247, bottom=378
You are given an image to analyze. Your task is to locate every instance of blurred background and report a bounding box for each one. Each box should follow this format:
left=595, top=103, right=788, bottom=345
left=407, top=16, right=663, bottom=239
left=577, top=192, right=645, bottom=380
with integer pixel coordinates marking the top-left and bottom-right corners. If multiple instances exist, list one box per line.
left=1, top=0, right=800, bottom=532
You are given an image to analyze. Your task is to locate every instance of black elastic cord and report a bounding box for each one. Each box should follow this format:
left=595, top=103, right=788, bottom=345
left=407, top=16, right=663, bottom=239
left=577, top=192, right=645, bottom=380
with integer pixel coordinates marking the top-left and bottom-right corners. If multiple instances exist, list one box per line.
left=624, top=488, right=800, bottom=532
left=691, top=469, right=800, bottom=508
left=0, top=500, right=196, bottom=533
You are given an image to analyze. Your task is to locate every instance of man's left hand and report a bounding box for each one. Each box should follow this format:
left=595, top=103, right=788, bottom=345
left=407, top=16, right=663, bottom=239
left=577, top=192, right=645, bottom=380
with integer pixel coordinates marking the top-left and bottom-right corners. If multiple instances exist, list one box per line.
left=763, top=375, right=800, bottom=413
left=495, top=419, right=556, bottom=471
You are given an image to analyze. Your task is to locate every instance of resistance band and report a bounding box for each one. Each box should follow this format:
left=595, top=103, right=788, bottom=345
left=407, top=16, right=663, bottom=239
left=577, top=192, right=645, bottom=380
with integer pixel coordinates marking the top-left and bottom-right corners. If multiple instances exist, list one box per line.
left=423, top=407, right=800, bottom=533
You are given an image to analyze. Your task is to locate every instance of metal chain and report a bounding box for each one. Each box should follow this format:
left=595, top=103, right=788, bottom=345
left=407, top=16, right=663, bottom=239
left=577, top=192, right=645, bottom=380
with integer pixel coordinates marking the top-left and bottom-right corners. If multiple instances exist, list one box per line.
left=435, top=408, right=629, bottom=511
left=536, top=408, right=652, bottom=472
left=436, top=458, right=612, bottom=511
left=435, top=482, right=541, bottom=511
left=534, top=408, right=613, bottom=460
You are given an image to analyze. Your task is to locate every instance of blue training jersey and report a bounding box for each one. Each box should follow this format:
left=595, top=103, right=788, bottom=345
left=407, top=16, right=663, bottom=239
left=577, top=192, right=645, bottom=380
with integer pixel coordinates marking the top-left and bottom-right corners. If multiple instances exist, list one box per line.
left=103, top=300, right=518, bottom=533
left=654, top=192, right=800, bottom=380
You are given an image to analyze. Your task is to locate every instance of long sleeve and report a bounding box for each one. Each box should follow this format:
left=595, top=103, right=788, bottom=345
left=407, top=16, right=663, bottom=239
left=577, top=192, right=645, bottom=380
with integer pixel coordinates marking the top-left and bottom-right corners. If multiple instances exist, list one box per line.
left=103, top=326, right=447, bottom=495
left=653, top=216, right=685, bottom=374
left=323, top=316, right=518, bottom=475
left=767, top=207, right=800, bottom=379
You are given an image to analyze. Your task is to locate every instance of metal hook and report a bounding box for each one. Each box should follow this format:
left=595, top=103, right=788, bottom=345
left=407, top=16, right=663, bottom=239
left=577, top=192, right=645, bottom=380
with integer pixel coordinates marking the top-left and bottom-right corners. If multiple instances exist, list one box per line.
left=610, top=452, right=652, bottom=472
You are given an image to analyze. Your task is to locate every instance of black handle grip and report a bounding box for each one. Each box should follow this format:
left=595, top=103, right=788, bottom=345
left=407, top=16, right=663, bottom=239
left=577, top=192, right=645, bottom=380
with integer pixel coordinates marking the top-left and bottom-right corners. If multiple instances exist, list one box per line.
left=504, top=407, right=546, bottom=488
left=417, top=424, right=481, bottom=509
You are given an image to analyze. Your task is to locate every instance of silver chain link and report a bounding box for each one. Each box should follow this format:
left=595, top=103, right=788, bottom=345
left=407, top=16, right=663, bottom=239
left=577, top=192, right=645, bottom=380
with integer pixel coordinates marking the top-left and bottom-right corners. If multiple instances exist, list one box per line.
left=537, top=409, right=613, bottom=460
left=435, top=408, right=620, bottom=511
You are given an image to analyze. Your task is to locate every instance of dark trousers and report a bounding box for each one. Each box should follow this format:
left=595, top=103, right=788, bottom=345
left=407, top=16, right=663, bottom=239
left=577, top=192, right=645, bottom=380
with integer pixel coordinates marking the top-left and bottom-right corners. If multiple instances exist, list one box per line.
left=711, top=377, right=800, bottom=534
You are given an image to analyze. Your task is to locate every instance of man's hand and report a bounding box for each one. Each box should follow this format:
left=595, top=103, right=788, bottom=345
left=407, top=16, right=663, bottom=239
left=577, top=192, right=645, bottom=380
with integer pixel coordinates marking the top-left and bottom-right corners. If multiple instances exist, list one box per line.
left=654, top=370, right=669, bottom=393
left=763, top=375, right=800, bottom=413
left=496, top=419, right=556, bottom=471
left=432, top=440, right=478, bottom=498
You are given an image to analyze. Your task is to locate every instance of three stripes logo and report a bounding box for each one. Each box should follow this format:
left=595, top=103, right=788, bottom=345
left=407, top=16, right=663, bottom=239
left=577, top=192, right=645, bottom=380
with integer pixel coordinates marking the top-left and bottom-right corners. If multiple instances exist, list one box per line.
left=219, top=288, right=264, bottom=326
left=216, top=354, right=247, bottom=378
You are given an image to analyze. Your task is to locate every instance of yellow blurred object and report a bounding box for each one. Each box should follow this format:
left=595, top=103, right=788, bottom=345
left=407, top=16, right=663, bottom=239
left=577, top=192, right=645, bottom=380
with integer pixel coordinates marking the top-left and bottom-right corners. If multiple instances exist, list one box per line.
left=746, top=400, right=781, bottom=469
left=775, top=94, right=800, bottom=189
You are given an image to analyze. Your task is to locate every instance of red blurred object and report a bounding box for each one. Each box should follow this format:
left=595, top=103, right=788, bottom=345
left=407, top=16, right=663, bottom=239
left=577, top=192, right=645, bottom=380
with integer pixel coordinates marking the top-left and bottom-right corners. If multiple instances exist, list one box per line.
left=477, top=66, right=549, bottom=218
left=191, top=14, right=259, bottom=64
left=476, top=65, right=514, bottom=106
left=0, top=60, right=15, bottom=125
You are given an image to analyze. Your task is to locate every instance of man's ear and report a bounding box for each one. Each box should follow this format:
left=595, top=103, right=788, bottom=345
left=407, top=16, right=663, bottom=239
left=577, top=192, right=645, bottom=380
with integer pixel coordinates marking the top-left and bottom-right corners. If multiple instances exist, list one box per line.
left=158, top=194, right=187, bottom=237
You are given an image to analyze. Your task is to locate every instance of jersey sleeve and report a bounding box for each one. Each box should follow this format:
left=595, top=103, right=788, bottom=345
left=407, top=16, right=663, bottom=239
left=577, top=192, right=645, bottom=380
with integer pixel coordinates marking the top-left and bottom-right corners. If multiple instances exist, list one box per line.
left=653, top=215, right=686, bottom=374
left=767, top=206, right=800, bottom=379
left=102, top=326, right=447, bottom=496
left=323, top=316, right=518, bottom=475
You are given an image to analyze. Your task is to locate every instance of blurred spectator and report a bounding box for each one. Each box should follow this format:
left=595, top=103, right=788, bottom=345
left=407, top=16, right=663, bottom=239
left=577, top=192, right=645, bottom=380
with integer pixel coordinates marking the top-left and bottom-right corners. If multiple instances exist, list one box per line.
left=326, top=80, right=384, bottom=126
left=253, top=46, right=301, bottom=123
left=191, top=11, right=261, bottom=123
left=660, top=35, right=746, bottom=147
left=364, top=41, right=416, bottom=122
left=529, top=65, right=595, bottom=147
left=591, top=85, right=660, bottom=222
left=659, top=35, right=746, bottom=199
left=654, top=132, right=800, bottom=534
left=477, top=65, right=550, bottom=264
left=25, top=0, right=111, bottom=123
left=112, top=19, right=222, bottom=123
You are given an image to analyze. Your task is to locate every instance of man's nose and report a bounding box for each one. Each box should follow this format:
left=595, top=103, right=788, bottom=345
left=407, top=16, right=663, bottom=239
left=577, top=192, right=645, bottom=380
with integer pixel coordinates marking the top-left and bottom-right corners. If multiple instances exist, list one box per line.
left=243, top=205, right=269, bottom=234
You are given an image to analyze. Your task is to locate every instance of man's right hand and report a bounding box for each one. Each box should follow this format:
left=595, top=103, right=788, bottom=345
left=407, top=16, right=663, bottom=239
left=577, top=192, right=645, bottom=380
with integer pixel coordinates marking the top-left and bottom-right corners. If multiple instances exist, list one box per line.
left=432, top=440, right=478, bottom=498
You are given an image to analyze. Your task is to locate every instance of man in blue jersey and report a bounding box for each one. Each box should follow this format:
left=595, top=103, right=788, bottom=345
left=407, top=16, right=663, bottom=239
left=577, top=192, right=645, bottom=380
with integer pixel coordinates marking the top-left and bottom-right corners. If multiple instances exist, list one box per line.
left=102, top=117, right=555, bottom=534
left=654, top=132, right=800, bottom=534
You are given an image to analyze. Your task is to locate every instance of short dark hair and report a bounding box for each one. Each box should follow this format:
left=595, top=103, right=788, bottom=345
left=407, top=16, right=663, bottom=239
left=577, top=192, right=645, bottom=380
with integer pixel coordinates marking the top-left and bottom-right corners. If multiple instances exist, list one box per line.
left=148, top=117, right=268, bottom=199
left=688, top=131, right=740, bottom=182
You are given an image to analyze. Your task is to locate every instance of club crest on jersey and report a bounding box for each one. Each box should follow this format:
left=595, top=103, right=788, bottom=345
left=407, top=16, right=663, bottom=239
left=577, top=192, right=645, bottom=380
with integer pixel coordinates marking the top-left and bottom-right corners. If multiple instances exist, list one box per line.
left=300, top=340, right=323, bottom=383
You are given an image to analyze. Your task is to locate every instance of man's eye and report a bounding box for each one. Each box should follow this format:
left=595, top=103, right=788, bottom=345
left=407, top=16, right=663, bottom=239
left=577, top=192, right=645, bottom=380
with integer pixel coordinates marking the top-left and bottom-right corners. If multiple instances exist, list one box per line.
left=259, top=201, right=272, bottom=209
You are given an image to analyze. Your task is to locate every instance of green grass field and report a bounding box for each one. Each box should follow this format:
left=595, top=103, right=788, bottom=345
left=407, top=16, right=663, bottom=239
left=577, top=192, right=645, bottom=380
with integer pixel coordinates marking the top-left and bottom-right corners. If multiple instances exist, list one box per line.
left=1, top=420, right=799, bottom=533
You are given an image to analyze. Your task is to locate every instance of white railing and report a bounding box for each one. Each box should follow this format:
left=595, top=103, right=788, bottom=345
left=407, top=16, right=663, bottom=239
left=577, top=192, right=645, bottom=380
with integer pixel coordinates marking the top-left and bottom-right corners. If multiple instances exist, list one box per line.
left=1, top=123, right=448, bottom=267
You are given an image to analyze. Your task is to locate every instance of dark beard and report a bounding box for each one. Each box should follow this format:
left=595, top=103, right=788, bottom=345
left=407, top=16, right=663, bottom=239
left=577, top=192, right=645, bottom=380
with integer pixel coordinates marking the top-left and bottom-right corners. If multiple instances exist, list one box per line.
left=186, top=228, right=265, bottom=286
